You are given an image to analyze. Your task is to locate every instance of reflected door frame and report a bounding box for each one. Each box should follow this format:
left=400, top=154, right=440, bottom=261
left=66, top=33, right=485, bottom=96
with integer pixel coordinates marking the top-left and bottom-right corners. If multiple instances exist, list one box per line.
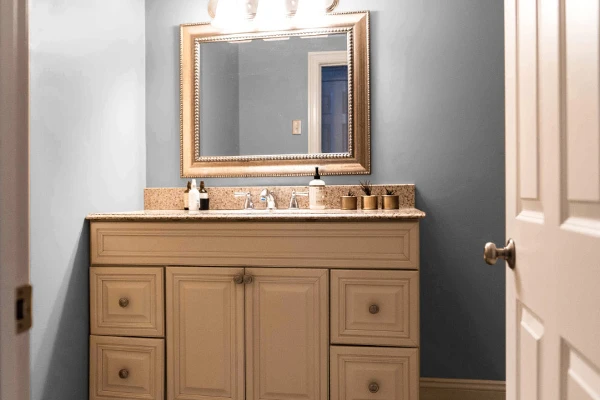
left=307, top=51, right=347, bottom=153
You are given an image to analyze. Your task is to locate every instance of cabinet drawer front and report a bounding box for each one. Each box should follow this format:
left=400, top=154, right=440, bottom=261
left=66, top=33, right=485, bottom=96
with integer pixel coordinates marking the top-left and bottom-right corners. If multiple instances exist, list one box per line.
left=90, top=335, right=164, bottom=400
left=331, top=270, right=419, bottom=346
left=91, top=221, right=419, bottom=269
left=330, top=346, right=419, bottom=400
left=91, top=267, right=164, bottom=337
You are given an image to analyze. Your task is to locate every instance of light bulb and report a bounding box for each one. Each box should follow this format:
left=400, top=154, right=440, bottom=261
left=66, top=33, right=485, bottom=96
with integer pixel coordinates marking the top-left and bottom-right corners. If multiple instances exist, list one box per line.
left=212, top=0, right=254, bottom=30
left=294, top=0, right=327, bottom=25
left=255, top=0, right=290, bottom=30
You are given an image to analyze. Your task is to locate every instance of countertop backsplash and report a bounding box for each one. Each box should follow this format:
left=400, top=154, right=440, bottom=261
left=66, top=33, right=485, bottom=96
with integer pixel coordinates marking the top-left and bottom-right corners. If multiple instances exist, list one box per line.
left=144, top=184, right=415, bottom=210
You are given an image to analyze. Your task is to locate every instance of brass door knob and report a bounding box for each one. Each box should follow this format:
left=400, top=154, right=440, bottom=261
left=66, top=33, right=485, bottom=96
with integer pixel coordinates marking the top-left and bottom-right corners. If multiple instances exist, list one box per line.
left=118, top=298, right=129, bottom=308
left=484, top=239, right=516, bottom=269
left=118, top=369, right=129, bottom=379
left=368, top=382, right=379, bottom=393
left=233, top=274, right=244, bottom=284
left=369, top=304, right=380, bottom=314
left=243, top=275, right=253, bottom=284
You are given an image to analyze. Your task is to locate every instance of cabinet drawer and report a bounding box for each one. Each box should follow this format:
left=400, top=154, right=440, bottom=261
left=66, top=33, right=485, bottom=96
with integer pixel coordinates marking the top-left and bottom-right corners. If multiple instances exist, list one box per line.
left=331, top=270, right=418, bottom=346
left=89, top=335, right=164, bottom=400
left=90, top=267, right=164, bottom=337
left=330, top=346, right=419, bottom=400
left=90, top=221, right=419, bottom=269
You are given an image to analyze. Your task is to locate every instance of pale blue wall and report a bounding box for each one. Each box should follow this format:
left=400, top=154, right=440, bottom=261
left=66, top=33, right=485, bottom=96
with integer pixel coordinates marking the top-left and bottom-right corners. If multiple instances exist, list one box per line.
left=146, top=0, right=506, bottom=380
left=29, top=1, right=146, bottom=399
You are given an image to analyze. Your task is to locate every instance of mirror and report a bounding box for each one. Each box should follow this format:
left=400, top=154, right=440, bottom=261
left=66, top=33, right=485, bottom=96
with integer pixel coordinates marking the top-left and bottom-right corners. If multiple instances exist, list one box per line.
left=199, top=34, right=348, bottom=157
left=181, top=12, right=370, bottom=177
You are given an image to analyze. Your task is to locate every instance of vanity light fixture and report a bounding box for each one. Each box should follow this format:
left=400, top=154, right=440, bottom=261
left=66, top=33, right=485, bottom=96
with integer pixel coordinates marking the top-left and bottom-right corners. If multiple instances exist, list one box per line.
left=294, top=0, right=328, bottom=22
left=208, top=0, right=339, bottom=29
left=253, top=0, right=294, bottom=30
left=210, top=0, right=258, bottom=29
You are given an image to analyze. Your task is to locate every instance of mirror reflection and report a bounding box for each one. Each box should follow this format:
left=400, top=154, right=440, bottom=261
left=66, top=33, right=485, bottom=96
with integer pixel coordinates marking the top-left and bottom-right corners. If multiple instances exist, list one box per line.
left=198, top=33, right=349, bottom=157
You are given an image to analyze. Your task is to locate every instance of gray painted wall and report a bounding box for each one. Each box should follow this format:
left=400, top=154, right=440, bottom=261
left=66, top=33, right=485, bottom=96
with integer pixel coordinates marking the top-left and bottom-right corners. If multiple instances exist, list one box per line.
left=29, top=1, right=146, bottom=399
left=238, top=35, right=346, bottom=155
left=200, top=42, right=240, bottom=156
left=146, top=0, right=505, bottom=380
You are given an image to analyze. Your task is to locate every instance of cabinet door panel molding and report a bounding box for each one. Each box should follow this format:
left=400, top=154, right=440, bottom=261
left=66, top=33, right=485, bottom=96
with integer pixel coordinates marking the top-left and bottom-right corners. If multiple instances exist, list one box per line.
left=166, top=267, right=245, bottom=400
left=245, top=268, right=329, bottom=400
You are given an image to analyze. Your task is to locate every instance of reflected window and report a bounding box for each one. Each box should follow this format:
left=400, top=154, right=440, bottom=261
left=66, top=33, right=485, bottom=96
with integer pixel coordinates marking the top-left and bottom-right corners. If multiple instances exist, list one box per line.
left=321, top=65, right=348, bottom=153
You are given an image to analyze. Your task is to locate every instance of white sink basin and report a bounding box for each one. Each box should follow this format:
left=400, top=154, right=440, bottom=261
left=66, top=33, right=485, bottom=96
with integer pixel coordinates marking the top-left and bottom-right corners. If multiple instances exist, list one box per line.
left=213, top=208, right=325, bottom=214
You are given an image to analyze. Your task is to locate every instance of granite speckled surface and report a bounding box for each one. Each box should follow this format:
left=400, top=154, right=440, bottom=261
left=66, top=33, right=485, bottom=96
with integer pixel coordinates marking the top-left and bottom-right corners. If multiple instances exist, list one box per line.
left=144, top=184, right=415, bottom=210
left=86, top=208, right=426, bottom=221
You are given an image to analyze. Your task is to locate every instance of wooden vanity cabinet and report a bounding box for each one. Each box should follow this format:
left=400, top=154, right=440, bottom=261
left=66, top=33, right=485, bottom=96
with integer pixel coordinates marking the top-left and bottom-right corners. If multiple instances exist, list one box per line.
left=88, top=220, right=420, bottom=400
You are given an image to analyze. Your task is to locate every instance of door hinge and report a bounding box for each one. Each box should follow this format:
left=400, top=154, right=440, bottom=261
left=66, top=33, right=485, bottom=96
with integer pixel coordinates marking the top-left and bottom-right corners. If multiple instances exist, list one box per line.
left=16, top=284, right=32, bottom=334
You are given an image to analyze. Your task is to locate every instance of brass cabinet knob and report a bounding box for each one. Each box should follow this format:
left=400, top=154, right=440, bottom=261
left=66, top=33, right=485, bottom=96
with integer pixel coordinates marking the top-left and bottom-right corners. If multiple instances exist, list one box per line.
left=118, top=369, right=129, bottom=379
left=118, top=298, right=129, bottom=308
left=233, top=274, right=244, bottom=284
left=368, top=382, right=379, bottom=393
left=369, top=304, right=380, bottom=314
left=243, top=275, right=253, bottom=284
left=484, top=238, right=516, bottom=269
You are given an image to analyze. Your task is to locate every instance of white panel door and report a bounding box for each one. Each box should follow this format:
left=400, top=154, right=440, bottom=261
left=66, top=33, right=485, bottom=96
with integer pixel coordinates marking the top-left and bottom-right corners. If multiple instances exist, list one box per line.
left=504, top=0, right=600, bottom=399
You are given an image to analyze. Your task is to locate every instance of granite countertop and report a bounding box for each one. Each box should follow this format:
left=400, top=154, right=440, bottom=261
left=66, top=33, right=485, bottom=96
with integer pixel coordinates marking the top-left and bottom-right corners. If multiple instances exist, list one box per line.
left=86, top=208, right=426, bottom=222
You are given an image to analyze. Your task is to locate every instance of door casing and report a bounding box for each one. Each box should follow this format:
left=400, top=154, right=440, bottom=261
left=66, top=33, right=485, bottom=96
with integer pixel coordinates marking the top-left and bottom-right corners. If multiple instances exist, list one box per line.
left=0, top=0, right=31, bottom=399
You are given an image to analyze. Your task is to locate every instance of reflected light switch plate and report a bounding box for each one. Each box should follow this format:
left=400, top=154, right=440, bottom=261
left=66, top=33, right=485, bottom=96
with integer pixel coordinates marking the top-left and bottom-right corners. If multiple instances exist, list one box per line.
left=292, top=120, right=302, bottom=135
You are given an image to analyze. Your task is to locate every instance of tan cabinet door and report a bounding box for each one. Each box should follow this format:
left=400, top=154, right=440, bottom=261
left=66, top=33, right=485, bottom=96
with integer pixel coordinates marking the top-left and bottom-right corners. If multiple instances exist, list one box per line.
left=166, top=267, right=245, bottom=400
left=245, top=268, right=328, bottom=400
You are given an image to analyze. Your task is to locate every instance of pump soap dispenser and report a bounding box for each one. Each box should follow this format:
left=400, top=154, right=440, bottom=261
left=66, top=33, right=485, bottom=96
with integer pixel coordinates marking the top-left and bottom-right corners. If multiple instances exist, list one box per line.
left=188, top=179, right=200, bottom=211
left=309, top=167, right=326, bottom=210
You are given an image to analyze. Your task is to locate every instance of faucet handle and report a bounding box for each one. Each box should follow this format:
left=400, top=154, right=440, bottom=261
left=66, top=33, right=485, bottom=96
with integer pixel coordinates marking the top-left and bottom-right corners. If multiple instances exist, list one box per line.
left=289, top=190, right=309, bottom=209
left=234, top=192, right=254, bottom=210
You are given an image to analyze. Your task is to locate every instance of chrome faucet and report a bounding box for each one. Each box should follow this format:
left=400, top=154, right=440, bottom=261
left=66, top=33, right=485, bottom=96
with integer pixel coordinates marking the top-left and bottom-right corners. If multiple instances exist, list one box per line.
left=289, top=190, right=309, bottom=209
left=234, top=192, right=254, bottom=210
left=260, top=188, right=277, bottom=210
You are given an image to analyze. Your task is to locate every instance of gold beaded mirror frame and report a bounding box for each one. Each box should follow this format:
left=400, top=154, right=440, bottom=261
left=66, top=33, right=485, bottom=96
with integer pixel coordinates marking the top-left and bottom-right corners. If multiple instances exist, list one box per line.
left=180, top=11, right=370, bottom=177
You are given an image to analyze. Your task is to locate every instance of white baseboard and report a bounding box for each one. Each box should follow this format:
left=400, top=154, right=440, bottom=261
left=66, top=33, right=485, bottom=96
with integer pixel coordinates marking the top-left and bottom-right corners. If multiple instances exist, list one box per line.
left=420, top=378, right=506, bottom=400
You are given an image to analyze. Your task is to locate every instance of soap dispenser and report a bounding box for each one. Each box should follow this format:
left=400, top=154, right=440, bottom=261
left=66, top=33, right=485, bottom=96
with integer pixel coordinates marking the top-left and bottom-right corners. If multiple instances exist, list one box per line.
left=188, top=179, right=200, bottom=211
left=199, top=181, right=209, bottom=210
left=183, top=181, right=191, bottom=210
left=309, top=167, right=326, bottom=210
